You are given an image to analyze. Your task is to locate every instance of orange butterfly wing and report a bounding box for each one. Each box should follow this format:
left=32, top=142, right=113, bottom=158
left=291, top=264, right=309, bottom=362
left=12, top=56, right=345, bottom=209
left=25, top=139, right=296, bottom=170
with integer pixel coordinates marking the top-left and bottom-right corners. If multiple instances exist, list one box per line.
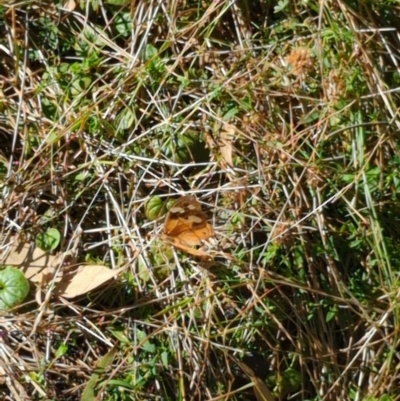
left=163, top=196, right=214, bottom=248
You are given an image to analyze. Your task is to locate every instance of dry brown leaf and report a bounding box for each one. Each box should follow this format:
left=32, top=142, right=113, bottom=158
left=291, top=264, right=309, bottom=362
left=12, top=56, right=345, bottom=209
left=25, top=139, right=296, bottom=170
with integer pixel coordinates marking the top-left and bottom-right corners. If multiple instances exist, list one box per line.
left=237, top=361, right=276, bottom=401
left=220, top=123, right=235, bottom=168
left=55, top=265, right=125, bottom=298
left=0, top=239, right=60, bottom=283
left=0, top=238, right=124, bottom=299
left=64, top=0, right=76, bottom=11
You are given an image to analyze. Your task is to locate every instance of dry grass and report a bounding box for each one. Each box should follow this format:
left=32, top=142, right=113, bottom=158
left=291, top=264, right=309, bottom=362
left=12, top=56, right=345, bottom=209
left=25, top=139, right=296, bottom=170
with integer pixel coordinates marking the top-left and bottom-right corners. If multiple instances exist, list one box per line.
left=1, top=1, right=400, bottom=400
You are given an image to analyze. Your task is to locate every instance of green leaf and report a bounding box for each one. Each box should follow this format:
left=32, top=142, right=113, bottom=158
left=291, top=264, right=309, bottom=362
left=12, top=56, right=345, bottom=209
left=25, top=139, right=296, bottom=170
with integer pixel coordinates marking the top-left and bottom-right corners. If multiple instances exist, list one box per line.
left=81, top=346, right=118, bottom=401
left=137, top=329, right=156, bottom=353
left=74, top=172, right=87, bottom=181
left=274, top=0, right=289, bottom=13
left=0, top=267, right=30, bottom=310
left=36, top=228, right=61, bottom=251
left=161, top=351, right=169, bottom=367
left=138, top=257, right=151, bottom=282
left=105, top=0, right=128, bottom=4
left=223, top=107, right=239, bottom=120
left=151, top=239, right=174, bottom=272
left=379, top=396, right=394, bottom=401
left=70, top=76, right=92, bottom=96
left=114, top=12, right=133, bottom=37
left=145, top=196, right=165, bottom=221
left=279, top=368, right=302, bottom=395
left=142, top=341, right=156, bottom=354
left=144, top=44, right=158, bottom=60
left=116, top=107, right=135, bottom=130
left=157, top=131, right=208, bottom=164
left=109, top=326, right=130, bottom=344
left=326, top=305, right=338, bottom=322
left=55, top=343, right=68, bottom=359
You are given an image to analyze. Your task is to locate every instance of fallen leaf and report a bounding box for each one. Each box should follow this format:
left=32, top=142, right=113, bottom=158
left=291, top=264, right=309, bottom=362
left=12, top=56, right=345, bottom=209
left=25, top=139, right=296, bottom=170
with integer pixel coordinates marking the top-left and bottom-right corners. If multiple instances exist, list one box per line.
left=0, top=239, right=122, bottom=300
left=55, top=264, right=125, bottom=298
left=64, top=0, right=76, bottom=12
left=237, top=361, right=276, bottom=401
left=0, top=238, right=60, bottom=283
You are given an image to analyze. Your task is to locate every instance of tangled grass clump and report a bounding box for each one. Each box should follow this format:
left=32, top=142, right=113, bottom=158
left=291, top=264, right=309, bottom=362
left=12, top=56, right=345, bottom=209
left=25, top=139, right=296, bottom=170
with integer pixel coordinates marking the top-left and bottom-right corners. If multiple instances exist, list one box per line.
left=1, top=1, right=400, bottom=400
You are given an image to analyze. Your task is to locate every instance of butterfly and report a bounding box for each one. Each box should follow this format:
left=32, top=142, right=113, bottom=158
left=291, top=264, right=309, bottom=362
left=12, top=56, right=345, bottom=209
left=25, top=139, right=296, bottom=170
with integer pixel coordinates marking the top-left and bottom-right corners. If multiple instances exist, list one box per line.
left=160, top=195, right=214, bottom=256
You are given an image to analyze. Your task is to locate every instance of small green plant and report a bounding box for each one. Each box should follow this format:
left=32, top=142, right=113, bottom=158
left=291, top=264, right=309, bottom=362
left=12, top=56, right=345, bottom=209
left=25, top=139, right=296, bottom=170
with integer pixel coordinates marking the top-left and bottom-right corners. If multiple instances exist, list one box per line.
left=0, top=0, right=399, bottom=399
left=0, top=267, right=30, bottom=310
left=36, top=228, right=61, bottom=252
